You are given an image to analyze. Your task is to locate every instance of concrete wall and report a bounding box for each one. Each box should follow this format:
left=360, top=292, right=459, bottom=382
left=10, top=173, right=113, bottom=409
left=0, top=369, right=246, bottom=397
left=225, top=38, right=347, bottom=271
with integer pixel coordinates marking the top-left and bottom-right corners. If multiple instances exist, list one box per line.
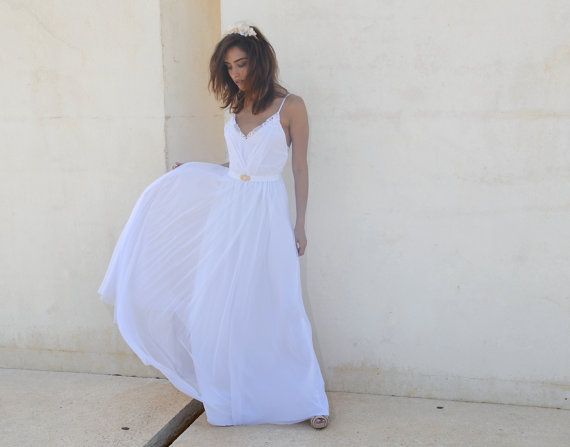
left=160, top=0, right=224, bottom=166
left=0, top=0, right=220, bottom=377
left=221, top=0, right=570, bottom=409
left=1, top=0, right=568, bottom=409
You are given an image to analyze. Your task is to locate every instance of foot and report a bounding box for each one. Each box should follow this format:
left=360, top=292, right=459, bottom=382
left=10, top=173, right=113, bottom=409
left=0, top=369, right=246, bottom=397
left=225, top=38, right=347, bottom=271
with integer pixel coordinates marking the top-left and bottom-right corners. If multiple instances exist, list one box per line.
left=309, top=415, right=329, bottom=429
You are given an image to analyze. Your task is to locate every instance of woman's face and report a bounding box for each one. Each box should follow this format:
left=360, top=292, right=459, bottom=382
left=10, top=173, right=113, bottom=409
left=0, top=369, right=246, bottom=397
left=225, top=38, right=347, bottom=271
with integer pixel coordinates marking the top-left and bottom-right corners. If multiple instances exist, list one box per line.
left=224, top=46, right=249, bottom=91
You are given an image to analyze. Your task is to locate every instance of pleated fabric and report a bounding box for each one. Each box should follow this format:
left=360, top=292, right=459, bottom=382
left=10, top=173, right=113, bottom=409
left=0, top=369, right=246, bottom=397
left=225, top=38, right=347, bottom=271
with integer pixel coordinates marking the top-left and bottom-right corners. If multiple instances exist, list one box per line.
left=97, top=94, right=329, bottom=425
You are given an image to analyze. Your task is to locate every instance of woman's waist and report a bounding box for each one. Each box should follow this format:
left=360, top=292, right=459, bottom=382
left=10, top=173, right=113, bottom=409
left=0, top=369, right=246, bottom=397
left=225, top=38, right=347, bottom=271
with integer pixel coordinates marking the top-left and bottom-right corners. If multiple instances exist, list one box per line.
left=227, top=168, right=283, bottom=182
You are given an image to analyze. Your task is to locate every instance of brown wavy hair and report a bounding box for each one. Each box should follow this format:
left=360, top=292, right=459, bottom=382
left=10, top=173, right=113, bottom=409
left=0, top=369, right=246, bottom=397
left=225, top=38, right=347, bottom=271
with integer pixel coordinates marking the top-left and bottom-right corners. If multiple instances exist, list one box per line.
left=208, top=25, right=288, bottom=115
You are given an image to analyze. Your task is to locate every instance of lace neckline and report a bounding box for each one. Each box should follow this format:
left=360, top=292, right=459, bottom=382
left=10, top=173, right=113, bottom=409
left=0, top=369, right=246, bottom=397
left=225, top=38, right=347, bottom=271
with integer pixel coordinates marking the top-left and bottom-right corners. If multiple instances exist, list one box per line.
left=232, top=110, right=281, bottom=140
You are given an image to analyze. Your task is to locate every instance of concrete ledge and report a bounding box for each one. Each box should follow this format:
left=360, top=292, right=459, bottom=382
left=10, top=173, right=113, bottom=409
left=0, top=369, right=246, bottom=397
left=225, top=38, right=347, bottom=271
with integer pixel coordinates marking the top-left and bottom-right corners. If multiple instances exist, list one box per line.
left=0, top=368, right=189, bottom=447
left=2, top=368, right=569, bottom=446
left=175, top=390, right=570, bottom=446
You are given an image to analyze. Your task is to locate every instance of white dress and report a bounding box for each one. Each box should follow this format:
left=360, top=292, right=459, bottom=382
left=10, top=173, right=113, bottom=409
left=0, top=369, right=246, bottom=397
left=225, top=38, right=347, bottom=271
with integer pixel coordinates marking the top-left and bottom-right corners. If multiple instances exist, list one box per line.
left=97, top=93, right=330, bottom=426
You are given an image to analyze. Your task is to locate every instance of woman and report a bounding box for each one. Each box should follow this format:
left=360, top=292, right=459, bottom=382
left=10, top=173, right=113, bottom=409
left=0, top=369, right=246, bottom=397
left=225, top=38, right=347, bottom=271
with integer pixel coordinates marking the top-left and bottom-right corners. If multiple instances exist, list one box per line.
left=97, top=21, right=329, bottom=429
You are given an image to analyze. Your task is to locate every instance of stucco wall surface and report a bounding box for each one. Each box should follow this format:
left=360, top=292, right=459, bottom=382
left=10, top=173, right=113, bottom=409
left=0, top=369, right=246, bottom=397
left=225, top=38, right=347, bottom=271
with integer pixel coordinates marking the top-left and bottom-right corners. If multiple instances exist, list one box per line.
left=222, top=1, right=570, bottom=409
left=1, top=1, right=568, bottom=409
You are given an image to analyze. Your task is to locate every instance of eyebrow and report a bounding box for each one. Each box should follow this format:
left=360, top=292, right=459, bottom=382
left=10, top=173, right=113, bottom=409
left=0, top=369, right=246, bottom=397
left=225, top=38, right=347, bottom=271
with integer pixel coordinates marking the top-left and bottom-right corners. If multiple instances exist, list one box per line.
left=223, top=57, right=248, bottom=65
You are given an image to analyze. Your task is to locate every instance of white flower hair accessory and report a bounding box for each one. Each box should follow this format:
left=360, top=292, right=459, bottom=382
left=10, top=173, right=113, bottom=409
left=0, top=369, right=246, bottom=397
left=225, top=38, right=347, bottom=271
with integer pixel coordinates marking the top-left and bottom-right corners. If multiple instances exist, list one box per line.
left=224, top=20, right=257, bottom=38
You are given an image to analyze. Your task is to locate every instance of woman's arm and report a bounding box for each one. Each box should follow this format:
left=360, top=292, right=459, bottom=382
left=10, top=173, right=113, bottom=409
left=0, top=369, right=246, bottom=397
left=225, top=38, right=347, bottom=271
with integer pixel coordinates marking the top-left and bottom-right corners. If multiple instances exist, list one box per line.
left=288, top=95, right=310, bottom=256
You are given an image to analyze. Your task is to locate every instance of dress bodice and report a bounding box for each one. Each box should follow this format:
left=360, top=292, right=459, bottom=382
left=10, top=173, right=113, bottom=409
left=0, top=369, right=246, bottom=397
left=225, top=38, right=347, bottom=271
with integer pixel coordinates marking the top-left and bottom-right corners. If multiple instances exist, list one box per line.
left=223, top=93, right=291, bottom=179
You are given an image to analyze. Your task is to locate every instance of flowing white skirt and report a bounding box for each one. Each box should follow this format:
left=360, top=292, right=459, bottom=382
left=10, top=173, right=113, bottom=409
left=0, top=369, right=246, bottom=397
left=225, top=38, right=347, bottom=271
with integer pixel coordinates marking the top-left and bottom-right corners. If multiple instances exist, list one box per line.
left=97, top=161, right=329, bottom=426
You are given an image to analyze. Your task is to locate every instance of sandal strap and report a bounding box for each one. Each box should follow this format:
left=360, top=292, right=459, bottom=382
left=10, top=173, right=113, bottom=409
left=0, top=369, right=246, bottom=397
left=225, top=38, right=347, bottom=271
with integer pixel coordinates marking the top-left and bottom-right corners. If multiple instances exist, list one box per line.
left=310, top=415, right=329, bottom=428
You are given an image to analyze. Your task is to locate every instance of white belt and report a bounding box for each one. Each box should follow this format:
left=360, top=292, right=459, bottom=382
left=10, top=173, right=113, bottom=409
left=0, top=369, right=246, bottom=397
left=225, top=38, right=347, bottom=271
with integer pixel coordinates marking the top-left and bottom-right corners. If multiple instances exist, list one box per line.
left=227, top=170, right=281, bottom=182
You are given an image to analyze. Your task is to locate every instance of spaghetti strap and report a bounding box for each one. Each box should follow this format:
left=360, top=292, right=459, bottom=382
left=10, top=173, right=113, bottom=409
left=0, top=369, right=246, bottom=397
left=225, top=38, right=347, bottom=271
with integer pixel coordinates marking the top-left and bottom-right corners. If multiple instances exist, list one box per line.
left=277, top=93, right=291, bottom=114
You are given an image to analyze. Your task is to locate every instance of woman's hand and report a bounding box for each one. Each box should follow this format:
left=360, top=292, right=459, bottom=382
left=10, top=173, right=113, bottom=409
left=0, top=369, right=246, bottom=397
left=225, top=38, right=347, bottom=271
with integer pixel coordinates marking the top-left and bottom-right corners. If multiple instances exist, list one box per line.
left=294, top=225, right=307, bottom=256
left=171, top=161, right=184, bottom=170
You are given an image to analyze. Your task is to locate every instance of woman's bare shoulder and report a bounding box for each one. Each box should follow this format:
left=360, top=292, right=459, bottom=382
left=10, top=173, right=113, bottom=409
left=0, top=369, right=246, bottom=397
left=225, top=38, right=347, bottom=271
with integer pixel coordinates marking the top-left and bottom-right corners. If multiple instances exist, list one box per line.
left=285, top=92, right=304, bottom=103
left=283, top=93, right=307, bottom=115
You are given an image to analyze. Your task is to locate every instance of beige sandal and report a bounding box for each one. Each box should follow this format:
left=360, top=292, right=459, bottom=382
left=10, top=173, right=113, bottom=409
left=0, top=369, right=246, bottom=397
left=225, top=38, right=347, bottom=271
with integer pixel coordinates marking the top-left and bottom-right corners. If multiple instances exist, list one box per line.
left=310, top=415, right=329, bottom=429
